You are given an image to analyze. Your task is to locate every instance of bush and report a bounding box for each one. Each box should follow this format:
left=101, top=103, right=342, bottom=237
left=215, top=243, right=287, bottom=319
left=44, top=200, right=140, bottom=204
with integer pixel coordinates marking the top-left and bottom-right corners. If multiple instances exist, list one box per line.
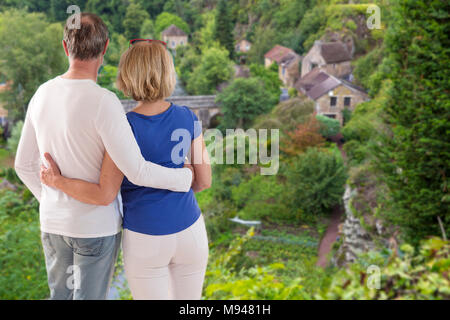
left=0, top=188, right=48, bottom=299
left=253, top=97, right=315, bottom=133
left=281, top=115, right=324, bottom=156
left=284, top=147, right=347, bottom=221
left=231, top=175, right=295, bottom=223
left=216, top=77, right=274, bottom=129
left=187, top=46, right=233, bottom=95
left=316, top=115, right=340, bottom=138
left=318, top=238, right=450, bottom=299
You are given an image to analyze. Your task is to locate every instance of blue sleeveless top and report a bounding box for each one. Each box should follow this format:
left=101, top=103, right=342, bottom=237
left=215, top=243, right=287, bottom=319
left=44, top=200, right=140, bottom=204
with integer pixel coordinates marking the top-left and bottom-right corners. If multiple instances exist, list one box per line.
left=120, top=104, right=201, bottom=235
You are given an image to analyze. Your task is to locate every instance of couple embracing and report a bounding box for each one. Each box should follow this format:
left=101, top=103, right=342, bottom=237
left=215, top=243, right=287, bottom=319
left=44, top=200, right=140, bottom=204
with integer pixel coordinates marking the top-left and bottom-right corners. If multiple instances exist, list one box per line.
left=15, top=12, right=211, bottom=300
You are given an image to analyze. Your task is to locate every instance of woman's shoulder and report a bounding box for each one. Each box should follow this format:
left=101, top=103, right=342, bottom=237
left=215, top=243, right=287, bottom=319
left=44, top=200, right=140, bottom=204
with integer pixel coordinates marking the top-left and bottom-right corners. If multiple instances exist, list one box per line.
left=170, top=104, right=198, bottom=121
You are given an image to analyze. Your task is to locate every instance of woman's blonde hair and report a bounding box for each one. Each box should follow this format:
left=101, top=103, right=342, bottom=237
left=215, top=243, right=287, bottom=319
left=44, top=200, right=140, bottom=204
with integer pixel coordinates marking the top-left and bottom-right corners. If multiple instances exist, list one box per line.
left=116, top=41, right=176, bottom=102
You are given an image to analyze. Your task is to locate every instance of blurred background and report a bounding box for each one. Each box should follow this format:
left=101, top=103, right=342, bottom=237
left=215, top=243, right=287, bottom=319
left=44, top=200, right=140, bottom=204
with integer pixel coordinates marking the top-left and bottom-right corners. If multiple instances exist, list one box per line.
left=0, top=0, right=448, bottom=300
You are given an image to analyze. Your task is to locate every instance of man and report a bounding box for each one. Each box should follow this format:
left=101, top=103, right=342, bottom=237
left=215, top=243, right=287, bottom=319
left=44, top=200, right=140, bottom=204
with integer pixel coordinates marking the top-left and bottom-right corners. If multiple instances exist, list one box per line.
left=14, top=12, right=193, bottom=300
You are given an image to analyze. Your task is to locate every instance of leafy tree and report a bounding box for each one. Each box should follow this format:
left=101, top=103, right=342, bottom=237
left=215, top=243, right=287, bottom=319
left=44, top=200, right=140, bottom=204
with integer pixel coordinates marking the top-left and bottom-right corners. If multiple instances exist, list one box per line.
left=175, top=45, right=200, bottom=87
left=0, top=9, right=67, bottom=120
left=373, top=0, right=450, bottom=242
left=214, top=0, right=234, bottom=59
left=123, top=1, right=150, bottom=40
left=187, top=47, right=233, bottom=95
left=285, top=147, right=347, bottom=220
left=154, top=12, right=190, bottom=39
left=216, top=77, right=273, bottom=129
left=247, top=24, right=278, bottom=64
left=85, top=0, right=128, bottom=33
left=140, top=19, right=155, bottom=38
left=249, top=63, right=282, bottom=107
left=105, top=33, right=128, bottom=66
left=316, top=115, right=341, bottom=138
left=50, top=0, right=88, bottom=22
left=98, top=65, right=125, bottom=99
left=282, top=115, right=324, bottom=156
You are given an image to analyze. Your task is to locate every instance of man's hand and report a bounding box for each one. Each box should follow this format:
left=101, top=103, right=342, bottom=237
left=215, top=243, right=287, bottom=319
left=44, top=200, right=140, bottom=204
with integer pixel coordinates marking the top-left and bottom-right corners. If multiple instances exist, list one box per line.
left=40, top=152, right=62, bottom=189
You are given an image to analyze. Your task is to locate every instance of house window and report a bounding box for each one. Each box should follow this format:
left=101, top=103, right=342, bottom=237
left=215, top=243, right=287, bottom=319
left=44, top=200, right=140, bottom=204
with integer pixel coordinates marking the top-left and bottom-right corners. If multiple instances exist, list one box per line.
left=282, top=67, right=286, bottom=76
left=344, top=97, right=351, bottom=107
left=330, top=96, right=337, bottom=107
left=324, top=114, right=336, bottom=119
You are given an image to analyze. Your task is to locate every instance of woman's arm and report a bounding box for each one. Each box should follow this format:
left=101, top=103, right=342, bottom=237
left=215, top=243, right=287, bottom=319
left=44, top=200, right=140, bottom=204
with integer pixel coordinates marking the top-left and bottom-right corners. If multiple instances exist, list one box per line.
left=96, top=92, right=192, bottom=192
left=189, top=133, right=211, bottom=193
left=40, top=152, right=124, bottom=206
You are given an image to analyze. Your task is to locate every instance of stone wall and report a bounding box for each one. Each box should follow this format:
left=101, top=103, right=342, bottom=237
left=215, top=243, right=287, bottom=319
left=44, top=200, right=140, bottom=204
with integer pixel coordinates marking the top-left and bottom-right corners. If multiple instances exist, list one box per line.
left=332, top=185, right=386, bottom=266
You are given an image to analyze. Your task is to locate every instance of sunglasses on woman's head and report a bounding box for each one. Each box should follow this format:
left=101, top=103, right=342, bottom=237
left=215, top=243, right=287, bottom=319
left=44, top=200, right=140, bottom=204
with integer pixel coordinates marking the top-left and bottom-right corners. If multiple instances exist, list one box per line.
left=129, top=39, right=167, bottom=48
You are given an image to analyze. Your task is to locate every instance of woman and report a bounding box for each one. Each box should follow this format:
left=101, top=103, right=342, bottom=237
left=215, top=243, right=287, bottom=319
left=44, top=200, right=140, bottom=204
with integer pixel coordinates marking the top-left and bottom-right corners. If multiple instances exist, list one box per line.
left=40, top=39, right=211, bottom=300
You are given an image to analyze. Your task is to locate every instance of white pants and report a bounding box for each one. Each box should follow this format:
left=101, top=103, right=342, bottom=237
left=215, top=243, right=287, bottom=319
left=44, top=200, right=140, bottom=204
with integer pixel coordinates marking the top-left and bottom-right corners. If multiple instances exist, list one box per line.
left=122, top=215, right=209, bottom=300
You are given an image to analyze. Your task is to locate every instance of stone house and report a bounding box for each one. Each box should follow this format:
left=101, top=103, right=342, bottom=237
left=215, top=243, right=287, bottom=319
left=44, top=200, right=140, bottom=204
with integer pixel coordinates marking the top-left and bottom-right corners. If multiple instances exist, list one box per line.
left=161, top=24, right=188, bottom=50
left=295, top=69, right=368, bottom=125
left=235, top=39, right=252, bottom=53
left=301, top=40, right=352, bottom=79
left=264, top=45, right=301, bottom=87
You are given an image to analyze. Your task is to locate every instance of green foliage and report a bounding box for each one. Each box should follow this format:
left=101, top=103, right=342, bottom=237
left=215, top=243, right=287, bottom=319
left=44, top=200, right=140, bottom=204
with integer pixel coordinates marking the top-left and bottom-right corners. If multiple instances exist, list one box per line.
left=216, top=77, right=274, bottom=129
left=85, top=0, right=127, bottom=33
left=174, top=45, right=200, bottom=87
left=204, top=228, right=312, bottom=300
left=0, top=9, right=67, bottom=120
left=154, top=12, right=190, bottom=39
left=249, top=63, right=282, bottom=108
left=316, top=115, right=341, bottom=138
left=105, top=33, right=128, bottom=66
left=140, top=19, right=155, bottom=38
left=284, top=147, right=347, bottom=221
left=254, top=97, right=315, bottom=133
left=187, top=47, right=233, bottom=95
left=288, top=87, right=298, bottom=98
left=7, top=121, right=23, bottom=155
left=232, top=175, right=294, bottom=223
left=0, top=188, right=48, bottom=299
left=98, top=65, right=126, bottom=99
left=319, top=238, right=450, bottom=299
left=214, top=0, right=234, bottom=59
left=372, top=0, right=450, bottom=242
left=122, top=1, right=150, bottom=40
left=247, top=25, right=278, bottom=64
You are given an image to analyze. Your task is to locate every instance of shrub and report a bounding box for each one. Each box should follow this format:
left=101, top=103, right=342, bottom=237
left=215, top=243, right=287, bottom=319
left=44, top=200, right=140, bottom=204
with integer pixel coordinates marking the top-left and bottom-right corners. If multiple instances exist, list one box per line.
left=231, top=175, right=295, bottom=223
left=318, top=238, right=450, bottom=300
left=216, top=77, right=274, bottom=129
left=316, top=115, right=340, bottom=138
left=281, top=115, right=324, bottom=156
left=284, top=147, right=347, bottom=221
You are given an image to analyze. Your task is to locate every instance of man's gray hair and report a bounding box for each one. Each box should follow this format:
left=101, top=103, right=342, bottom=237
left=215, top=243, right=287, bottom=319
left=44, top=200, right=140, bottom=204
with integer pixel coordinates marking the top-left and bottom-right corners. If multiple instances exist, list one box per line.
left=63, top=12, right=109, bottom=60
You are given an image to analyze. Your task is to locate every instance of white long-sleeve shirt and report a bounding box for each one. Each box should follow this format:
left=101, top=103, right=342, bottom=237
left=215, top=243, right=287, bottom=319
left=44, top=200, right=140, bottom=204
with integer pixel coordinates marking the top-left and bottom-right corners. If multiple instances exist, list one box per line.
left=15, top=76, right=192, bottom=238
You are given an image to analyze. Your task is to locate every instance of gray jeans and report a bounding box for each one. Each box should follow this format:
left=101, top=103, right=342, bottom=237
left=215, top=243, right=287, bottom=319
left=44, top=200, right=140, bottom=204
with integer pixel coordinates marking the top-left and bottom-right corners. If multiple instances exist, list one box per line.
left=41, top=231, right=121, bottom=300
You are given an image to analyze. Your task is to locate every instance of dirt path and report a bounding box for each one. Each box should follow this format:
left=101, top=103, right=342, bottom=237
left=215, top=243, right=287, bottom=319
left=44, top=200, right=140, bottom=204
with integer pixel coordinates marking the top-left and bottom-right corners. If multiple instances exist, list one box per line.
left=316, top=137, right=346, bottom=267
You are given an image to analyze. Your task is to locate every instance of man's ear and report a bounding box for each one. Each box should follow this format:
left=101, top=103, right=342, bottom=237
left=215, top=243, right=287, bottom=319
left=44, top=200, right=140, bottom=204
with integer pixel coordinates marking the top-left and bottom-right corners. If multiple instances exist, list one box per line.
left=102, top=38, right=110, bottom=56
left=62, top=40, right=69, bottom=57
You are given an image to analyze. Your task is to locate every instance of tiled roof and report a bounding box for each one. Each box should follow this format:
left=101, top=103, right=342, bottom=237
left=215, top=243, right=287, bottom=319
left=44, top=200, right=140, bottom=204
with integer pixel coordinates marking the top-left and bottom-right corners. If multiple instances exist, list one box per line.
left=294, top=68, right=328, bottom=92
left=264, top=45, right=296, bottom=63
left=279, top=52, right=302, bottom=67
left=319, top=41, right=351, bottom=63
left=161, top=24, right=187, bottom=37
left=295, top=69, right=367, bottom=100
left=306, top=76, right=341, bottom=100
